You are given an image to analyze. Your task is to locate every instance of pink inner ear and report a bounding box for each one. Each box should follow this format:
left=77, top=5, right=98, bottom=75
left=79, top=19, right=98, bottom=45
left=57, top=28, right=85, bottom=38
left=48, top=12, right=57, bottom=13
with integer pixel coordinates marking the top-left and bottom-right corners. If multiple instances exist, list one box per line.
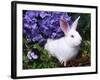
left=60, top=18, right=68, bottom=33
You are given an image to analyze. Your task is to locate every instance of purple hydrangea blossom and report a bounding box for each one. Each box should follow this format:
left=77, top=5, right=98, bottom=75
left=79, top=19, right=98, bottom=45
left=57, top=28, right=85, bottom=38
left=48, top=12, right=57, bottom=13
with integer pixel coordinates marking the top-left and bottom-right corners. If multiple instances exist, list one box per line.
left=23, top=10, right=72, bottom=46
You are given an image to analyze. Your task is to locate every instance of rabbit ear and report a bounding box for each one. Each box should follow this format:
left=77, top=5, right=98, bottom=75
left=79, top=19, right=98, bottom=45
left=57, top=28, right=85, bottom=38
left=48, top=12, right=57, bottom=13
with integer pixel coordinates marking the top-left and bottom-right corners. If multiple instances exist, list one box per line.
left=60, top=16, right=69, bottom=34
left=71, top=16, right=80, bottom=30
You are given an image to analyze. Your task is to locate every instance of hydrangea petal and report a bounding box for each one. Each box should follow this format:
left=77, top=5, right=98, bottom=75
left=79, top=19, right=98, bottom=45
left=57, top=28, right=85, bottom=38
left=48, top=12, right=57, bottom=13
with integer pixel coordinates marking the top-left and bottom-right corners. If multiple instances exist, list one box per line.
left=23, top=10, right=73, bottom=46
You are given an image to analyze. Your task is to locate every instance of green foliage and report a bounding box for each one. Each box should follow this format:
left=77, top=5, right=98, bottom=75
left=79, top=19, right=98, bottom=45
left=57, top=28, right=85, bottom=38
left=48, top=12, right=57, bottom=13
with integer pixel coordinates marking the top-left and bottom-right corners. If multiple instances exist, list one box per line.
left=81, top=41, right=91, bottom=55
left=23, top=39, right=59, bottom=69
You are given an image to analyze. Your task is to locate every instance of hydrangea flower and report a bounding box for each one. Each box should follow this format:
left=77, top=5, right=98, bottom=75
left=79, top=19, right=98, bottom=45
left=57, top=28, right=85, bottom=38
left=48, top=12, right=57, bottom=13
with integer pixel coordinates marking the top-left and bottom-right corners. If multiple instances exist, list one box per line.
left=23, top=10, right=72, bottom=44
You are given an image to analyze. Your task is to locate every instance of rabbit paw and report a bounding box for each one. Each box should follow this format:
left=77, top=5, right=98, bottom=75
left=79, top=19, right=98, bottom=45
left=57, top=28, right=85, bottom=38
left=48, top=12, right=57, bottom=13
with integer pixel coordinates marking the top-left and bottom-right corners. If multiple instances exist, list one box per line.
left=60, top=60, right=64, bottom=64
left=64, top=61, right=67, bottom=67
left=60, top=60, right=67, bottom=67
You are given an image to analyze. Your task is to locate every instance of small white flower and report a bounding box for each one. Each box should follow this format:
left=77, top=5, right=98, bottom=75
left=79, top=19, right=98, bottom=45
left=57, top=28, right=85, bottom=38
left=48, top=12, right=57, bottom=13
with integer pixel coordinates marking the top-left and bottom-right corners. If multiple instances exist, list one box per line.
left=27, top=51, right=32, bottom=60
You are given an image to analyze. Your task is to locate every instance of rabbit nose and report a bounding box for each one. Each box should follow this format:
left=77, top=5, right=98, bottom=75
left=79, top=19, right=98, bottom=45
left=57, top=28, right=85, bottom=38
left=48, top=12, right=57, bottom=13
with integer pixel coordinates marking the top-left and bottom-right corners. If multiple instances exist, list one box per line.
left=79, top=40, right=82, bottom=46
left=80, top=40, right=82, bottom=44
left=80, top=37, right=82, bottom=41
left=80, top=39, right=82, bottom=42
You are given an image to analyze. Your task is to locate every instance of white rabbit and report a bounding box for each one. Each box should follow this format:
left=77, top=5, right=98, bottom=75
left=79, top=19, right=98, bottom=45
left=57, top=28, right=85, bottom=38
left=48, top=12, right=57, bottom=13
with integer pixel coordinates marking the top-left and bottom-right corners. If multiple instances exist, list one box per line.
left=45, top=16, right=82, bottom=66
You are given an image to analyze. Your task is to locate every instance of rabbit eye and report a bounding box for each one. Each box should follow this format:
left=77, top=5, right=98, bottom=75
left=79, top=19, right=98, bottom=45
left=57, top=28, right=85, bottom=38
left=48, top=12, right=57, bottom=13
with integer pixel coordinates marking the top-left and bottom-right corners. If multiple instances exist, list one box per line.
left=71, top=35, right=74, bottom=38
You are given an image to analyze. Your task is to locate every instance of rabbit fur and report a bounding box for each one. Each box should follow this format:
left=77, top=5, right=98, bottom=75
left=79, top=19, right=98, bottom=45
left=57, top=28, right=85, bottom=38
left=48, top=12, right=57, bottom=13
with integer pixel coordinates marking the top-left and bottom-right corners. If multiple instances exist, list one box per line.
left=45, top=16, right=82, bottom=66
